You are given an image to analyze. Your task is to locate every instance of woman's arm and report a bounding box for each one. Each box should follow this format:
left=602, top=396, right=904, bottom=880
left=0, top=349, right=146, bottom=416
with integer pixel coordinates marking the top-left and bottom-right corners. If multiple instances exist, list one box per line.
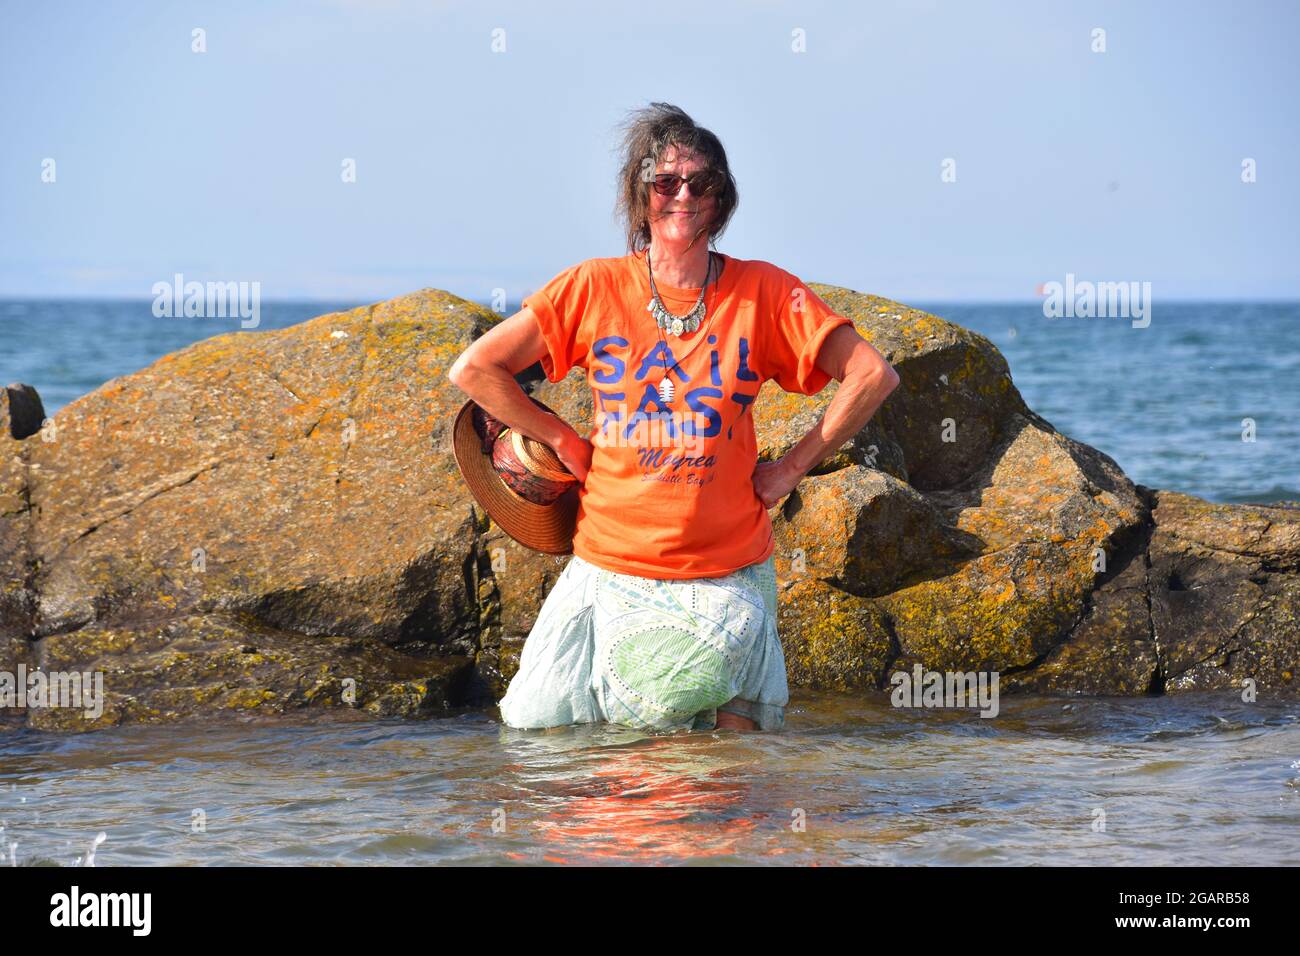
left=752, top=324, right=899, bottom=508
left=447, top=306, right=593, bottom=483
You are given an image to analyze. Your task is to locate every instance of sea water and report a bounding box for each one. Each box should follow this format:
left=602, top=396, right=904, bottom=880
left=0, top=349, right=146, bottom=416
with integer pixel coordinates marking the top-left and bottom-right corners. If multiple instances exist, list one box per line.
left=1, top=693, right=1297, bottom=866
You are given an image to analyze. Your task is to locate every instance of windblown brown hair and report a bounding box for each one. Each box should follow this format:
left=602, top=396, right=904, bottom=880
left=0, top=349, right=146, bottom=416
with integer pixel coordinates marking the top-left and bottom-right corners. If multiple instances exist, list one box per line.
left=614, top=102, right=739, bottom=254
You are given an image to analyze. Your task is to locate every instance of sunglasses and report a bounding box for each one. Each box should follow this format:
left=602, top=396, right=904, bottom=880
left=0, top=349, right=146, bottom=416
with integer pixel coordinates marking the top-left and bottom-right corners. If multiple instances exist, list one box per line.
left=650, top=169, right=725, bottom=197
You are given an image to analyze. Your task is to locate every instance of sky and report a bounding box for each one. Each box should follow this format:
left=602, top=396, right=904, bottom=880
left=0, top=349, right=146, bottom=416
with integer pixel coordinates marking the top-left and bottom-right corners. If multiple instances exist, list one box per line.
left=1, top=0, right=1297, bottom=304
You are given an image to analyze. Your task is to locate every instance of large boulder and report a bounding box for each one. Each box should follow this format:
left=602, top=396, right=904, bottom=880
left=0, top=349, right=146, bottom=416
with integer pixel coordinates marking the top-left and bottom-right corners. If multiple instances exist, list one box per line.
left=2, top=285, right=1296, bottom=732
left=2, top=292, right=491, bottom=730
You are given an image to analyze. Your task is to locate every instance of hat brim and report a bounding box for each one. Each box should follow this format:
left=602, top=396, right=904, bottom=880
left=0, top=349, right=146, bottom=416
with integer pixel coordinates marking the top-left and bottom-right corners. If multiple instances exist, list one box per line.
left=451, top=398, right=579, bottom=555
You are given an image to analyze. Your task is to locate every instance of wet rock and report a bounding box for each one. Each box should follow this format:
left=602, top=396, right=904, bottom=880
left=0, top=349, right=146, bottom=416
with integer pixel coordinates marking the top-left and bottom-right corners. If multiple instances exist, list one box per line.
left=775, top=575, right=894, bottom=690
left=1005, top=539, right=1160, bottom=695
left=0, top=634, right=36, bottom=728
left=1145, top=492, right=1299, bottom=692
left=473, top=527, right=573, bottom=688
left=27, top=611, right=473, bottom=732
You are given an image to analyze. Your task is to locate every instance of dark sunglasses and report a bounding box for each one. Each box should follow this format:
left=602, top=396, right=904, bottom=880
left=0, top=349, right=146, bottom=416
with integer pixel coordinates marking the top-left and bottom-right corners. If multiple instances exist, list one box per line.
left=650, top=169, right=725, bottom=197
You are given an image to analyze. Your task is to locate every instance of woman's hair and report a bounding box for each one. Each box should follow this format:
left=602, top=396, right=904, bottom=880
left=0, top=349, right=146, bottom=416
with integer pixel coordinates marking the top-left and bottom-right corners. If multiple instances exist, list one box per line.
left=614, top=102, right=739, bottom=254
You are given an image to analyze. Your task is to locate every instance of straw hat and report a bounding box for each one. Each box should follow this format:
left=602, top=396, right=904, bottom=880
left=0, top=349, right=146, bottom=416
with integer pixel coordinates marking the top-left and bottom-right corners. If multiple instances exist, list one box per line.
left=451, top=396, right=580, bottom=554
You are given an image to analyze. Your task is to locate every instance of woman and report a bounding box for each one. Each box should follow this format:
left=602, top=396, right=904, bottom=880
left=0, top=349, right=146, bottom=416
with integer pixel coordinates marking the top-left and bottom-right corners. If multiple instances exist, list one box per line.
left=448, top=103, right=900, bottom=733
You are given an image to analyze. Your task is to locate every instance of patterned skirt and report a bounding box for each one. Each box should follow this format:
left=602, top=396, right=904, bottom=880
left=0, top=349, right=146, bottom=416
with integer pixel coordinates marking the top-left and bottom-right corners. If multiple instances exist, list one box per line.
left=497, top=552, right=788, bottom=732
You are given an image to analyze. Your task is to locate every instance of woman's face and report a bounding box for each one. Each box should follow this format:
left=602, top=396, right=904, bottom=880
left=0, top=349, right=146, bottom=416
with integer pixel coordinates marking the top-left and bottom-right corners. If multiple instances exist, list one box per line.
left=647, top=147, right=718, bottom=249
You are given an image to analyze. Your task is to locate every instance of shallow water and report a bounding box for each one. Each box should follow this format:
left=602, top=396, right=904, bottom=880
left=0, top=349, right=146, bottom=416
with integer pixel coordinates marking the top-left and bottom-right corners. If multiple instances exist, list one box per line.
left=3, top=690, right=1297, bottom=866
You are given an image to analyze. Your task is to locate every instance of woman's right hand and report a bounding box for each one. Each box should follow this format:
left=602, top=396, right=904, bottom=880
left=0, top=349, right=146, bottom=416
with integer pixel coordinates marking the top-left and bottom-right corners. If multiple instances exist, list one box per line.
left=444, top=301, right=593, bottom=486
left=553, top=429, right=593, bottom=485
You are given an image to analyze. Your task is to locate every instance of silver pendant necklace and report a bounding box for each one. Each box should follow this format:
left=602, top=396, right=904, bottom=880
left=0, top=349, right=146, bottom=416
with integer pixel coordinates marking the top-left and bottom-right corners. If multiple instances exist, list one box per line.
left=646, top=248, right=717, bottom=405
left=646, top=247, right=712, bottom=336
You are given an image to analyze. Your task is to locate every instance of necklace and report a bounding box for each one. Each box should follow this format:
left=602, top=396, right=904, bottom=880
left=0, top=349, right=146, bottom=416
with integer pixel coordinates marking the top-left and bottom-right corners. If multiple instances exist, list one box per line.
left=646, top=249, right=718, bottom=404
left=646, top=247, right=714, bottom=337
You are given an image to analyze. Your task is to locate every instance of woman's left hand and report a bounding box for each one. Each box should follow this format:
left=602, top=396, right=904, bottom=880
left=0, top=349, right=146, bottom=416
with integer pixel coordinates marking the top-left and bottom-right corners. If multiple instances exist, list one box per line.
left=751, top=457, right=804, bottom=510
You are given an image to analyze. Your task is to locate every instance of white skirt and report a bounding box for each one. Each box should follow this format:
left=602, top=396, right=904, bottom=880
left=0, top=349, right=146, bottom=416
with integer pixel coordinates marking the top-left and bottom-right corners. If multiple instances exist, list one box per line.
left=497, top=552, right=788, bottom=733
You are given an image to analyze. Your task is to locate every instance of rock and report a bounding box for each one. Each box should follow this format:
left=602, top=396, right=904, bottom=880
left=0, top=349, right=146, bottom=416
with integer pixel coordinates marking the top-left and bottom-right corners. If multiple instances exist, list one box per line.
left=866, top=412, right=1148, bottom=672
left=1, top=383, right=45, bottom=440
left=28, top=611, right=473, bottom=732
left=1009, top=490, right=1300, bottom=694
left=776, top=576, right=894, bottom=690
left=1145, top=492, right=1299, bottom=691
left=473, top=528, right=574, bottom=688
left=773, top=465, right=965, bottom=596
left=22, top=293, right=486, bottom=651
left=0, top=634, right=36, bottom=729
left=3, top=291, right=496, bottom=731
left=1001, top=534, right=1160, bottom=695
left=1, top=284, right=1297, bottom=733
left=0, top=428, right=36, bottom=642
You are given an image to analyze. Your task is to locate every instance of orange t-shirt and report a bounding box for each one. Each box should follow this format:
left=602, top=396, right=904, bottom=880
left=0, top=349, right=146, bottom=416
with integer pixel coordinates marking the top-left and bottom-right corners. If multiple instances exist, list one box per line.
left=523, top=249, right=854, bottom=579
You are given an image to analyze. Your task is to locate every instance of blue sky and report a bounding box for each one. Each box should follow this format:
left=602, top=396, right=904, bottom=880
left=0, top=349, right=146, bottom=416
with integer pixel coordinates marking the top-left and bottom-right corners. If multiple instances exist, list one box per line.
left=2, top=0, right=1296, bottom=303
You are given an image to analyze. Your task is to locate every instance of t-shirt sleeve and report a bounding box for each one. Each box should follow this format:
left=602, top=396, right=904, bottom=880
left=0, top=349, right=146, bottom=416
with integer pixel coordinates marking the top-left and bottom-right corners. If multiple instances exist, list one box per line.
left=762, top=268, right=856, bottom=395
left=522, top=260, right=594, bottom=383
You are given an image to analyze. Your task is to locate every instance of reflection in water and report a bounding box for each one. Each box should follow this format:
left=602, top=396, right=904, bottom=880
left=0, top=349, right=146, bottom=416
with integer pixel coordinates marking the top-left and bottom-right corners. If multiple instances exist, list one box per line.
left=498, top=727, right=768, bottom=864
left=0, top=690, right=1298, bottom=865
